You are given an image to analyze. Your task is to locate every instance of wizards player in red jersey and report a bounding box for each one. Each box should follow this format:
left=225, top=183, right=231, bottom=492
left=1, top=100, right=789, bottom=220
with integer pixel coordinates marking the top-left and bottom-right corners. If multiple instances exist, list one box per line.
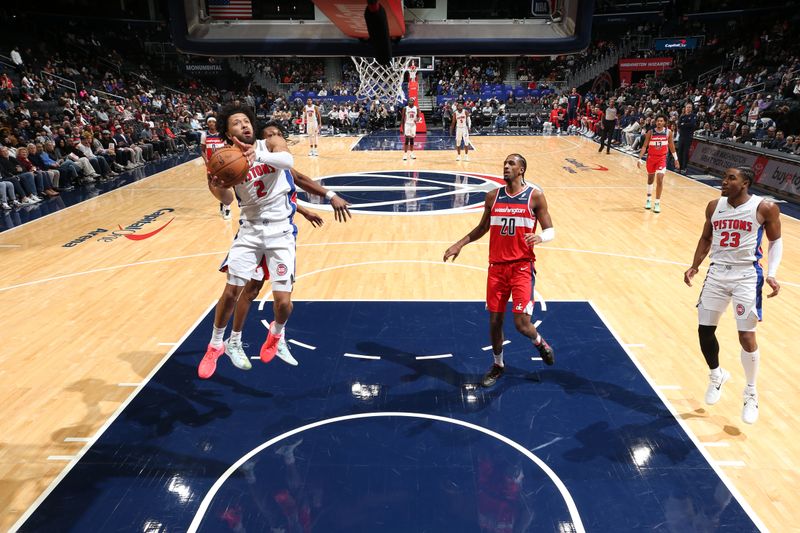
left=201, top=116, right=233, bottom=219
left=444, top=153, right=555, bottom=387
left=637, top=114, right=679, bottom=213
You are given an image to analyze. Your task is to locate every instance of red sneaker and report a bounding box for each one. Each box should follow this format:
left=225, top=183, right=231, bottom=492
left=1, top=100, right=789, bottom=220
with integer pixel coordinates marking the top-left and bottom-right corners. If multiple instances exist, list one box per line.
left=260, top=322, right=282, bottom=363
left=198, top=343, right=225, bottom=379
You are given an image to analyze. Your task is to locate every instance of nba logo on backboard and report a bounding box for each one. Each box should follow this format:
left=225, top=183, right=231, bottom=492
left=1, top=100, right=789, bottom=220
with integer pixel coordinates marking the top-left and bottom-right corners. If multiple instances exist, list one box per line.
left=277, top=263, right=288, bottom=276
left=736, top=304, right=745, bottom=316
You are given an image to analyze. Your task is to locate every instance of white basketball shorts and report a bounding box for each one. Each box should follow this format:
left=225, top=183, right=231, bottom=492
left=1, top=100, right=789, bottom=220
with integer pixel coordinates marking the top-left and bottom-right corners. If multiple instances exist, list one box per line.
left=697, top=263, right=763, bottom=331
left=456, top=128, right=469, bottom=146
left=220, top=221, right=296, bottom=291
left=404, top=123, right=417, bottom=137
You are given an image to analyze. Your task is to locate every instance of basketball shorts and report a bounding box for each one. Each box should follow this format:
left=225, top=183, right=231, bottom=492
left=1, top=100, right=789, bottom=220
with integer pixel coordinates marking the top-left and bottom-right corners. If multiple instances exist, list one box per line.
left=220, top=221, right=296, bottom=291
left=307, top=123, right=318, bottom=136
left=486, top=260, right=536, bottom=314
left=646, top=155, right=667, bottom=174
left=456, top=128, right=469, bottom=147
left=697, top=263, right=763, bottom=331
left=404, top=123, right=417, bottom=137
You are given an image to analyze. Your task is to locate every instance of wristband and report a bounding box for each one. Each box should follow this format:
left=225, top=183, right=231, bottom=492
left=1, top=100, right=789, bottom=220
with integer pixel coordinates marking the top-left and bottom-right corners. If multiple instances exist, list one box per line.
left=325, top=190, right=337, bottom=200
left=671, top=152, right=678, bottom=160
left=539, top=227, right=555, bottom=243
left=767, top=238, right=783, bottom=277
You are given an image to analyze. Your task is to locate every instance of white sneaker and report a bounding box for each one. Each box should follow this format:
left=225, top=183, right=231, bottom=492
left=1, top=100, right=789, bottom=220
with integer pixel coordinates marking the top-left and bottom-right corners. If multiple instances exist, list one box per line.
left=1, top=202, right=10, bottom=210
left=222, top=206, right=231, bottom=220
left=224, top=339, right=252, bottom=370
left=402, top=154, right=407, bottom=161
left=742, top=388, right=758, bottom=424
left=456, top=155, right=461, bottom=161
left=411, top=153, right=416, bottom=159
left=705, top=368, right=730, bottom=405
left=464, top=155, right=470, bottom=161
left=276, top=338, right=298, bottom=366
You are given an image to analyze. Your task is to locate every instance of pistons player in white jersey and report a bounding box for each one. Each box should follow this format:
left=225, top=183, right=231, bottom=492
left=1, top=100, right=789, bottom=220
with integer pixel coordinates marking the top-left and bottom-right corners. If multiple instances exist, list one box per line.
left=444, top=154, right=555, bottom=388
left=685, top=166, right=783, bottom=424
left=199, top=106, right=297, bottom=379
left=450, top=101, right=471, bottom=161
left=303, top=97, right=322, bottom=157
left=401, top=97, right=418, bottom=160
left=201, top=116, right=233, bottom=219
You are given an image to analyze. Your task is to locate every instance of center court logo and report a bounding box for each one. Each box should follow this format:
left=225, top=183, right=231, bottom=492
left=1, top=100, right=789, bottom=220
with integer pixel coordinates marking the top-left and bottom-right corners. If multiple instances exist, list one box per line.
left=296, top=170, right=506, bottom=215
left=62, top=208, right=175, bottom=247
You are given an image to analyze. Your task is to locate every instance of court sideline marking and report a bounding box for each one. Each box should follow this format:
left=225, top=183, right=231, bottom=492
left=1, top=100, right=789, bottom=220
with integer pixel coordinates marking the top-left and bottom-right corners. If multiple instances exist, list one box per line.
left=9, top=301, right=218, bottom=533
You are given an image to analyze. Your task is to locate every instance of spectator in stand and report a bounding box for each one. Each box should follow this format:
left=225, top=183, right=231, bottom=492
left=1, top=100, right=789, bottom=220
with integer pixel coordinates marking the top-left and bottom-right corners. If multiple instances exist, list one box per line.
left=98, top=129, right=133, bottom=169
left=46, top=139, right=96, bottom=184
left=0, top=145, right=40, bottom=204
left=696, top=122, right=714, bottom=137
left=677, top=102, right=697, bottom=173
left=113, top=125, right=144, bottom=166
left=135, top=123, right=160, bottom=159
left=32, top=142, right=76, bottom=190
left=10, top=47, right=24, bottom=73
left=73, top=137, right=114, bottom=180
left=736, top=124, right=754, bottom=144
left=15, top=147, right=59, bottom=197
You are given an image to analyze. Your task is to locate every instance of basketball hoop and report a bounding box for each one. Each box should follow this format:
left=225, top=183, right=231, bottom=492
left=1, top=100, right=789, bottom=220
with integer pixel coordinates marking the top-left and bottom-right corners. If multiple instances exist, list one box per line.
left=351, top=56, right=415, bottom=104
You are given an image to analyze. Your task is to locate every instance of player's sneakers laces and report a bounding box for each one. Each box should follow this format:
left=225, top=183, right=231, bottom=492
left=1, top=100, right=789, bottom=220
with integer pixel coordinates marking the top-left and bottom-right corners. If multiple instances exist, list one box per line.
left=645, top=197, right=652, bottom=210
left=704, top=368, right=730, bottom=405
left=654, top=201, right=661, bottom=214
left=481, top=364, right=505, bottom=387
left=198, top=343, right=225, bottom=379
left=225, top=339, right=252, bottom=370
left=276, top=338, right=298, bottom=366
left=260, top=322, right=282, bottom=363
left=536, top=338, right=555, bottom=365
left=742, top=388, right=759, bottom=424
left=456, top=155, right=461, bottom=161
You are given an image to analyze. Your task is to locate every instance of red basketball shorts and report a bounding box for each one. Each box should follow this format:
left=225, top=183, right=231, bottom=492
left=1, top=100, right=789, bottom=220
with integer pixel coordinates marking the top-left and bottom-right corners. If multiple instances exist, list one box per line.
left=486, top=260, right=536, bottom=314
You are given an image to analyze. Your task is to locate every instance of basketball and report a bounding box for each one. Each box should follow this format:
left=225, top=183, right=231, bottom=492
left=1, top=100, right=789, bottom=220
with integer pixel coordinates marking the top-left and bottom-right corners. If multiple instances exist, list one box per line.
left=207, top=146, right=249, bottom=187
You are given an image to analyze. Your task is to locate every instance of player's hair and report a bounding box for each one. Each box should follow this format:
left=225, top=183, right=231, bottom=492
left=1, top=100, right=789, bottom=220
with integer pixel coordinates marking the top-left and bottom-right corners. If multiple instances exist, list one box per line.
left=217, top=104, right=257, bottom=143
left=735, top=166, right=755, bottom=186
left=261, top=120, right=289, bottom=140
left=655, top=114, right=668, bottom=123
left=508, top=153, right=527, bottom=179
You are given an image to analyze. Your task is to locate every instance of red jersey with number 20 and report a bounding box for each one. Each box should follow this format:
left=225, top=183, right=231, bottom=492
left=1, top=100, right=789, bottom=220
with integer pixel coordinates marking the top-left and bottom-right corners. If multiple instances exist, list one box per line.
left=489, top=184, right=539, bottom=264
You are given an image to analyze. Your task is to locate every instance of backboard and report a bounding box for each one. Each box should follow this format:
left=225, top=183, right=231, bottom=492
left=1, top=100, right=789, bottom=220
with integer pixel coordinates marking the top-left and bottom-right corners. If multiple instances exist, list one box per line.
left=168, top=0, right=593, bottom=57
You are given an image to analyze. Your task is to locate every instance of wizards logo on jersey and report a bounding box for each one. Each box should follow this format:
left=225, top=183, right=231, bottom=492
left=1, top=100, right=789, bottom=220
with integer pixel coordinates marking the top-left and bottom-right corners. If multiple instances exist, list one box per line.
left=295, top=170, right=506, bottom=215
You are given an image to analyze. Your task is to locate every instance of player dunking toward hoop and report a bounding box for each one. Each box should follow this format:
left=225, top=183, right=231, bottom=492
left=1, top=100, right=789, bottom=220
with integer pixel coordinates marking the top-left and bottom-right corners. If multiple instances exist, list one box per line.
left=684, top=166, right=783, bottom=424
left=444, top=153, right=555, bottom=387
left=637, top=114, right=679, bottom=213
left=401, top=97, right=418, bottom=160
left=303, top=98, right=322, bottom=157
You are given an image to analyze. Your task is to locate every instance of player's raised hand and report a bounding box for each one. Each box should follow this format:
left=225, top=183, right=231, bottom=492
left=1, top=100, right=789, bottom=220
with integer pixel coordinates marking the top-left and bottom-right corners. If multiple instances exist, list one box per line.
left=443, top=243, right=462, bottom=262
left=766, top=276, right=780, bottom=298
left=683, top=267, right=698, bottom=286
left=232, top=136, right=256, bottom=165
left=330, top=195, right=352, bottom=223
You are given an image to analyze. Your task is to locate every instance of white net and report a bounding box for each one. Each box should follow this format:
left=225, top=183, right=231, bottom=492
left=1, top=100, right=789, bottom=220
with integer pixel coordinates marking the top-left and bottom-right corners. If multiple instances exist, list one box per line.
left=351, top=56, right=415, bottom=104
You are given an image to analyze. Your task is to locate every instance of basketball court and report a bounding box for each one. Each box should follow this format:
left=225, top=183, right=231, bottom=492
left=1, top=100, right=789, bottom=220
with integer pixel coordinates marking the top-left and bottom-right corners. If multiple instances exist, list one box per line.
left=2, top=132, right=798, bottom=531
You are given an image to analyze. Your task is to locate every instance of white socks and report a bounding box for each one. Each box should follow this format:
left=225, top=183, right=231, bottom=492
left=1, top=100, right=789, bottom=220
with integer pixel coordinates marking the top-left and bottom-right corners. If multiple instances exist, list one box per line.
left=740, top=348, right=759, bottom=388
left=533, top=334, right=542, bottom=346
left=493, top=350, right=504, bottom=367
left=211, top=326, right=225, bottom=347
left=271, top=321, right=286, bottom=336
left=230, top=330, right=242, bottom=344
left=647, top=184, right=653, bottom=196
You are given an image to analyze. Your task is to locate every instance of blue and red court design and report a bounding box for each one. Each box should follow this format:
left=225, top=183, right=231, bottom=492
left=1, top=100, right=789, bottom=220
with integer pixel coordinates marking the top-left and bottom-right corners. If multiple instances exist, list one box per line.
left=15, top=301, right=762, bottom=532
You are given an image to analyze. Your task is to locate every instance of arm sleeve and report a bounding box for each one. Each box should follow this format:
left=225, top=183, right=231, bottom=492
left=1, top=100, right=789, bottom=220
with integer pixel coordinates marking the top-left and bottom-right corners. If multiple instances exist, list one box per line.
left=254, top=140, right=294, bottom=169
left=767, top=238, right=783, bottom=277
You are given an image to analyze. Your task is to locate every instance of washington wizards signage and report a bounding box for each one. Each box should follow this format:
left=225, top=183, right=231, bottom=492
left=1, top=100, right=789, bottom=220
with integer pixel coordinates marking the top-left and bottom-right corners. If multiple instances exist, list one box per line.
left=296, top=170, right=508, bottom=215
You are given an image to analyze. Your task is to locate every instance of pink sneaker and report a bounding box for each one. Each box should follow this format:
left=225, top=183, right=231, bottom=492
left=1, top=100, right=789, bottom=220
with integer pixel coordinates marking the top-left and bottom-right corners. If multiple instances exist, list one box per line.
left=198, top=343, right=225, bottom=379
left=260, top=322, right=282, bottom=363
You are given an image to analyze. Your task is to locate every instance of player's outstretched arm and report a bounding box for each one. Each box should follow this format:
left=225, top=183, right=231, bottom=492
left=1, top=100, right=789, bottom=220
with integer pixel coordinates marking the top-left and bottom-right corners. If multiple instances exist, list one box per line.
left=684, top=200, right=716, bottom=286
left=443, top=190, right=496, bottom=262
left=233, top=136, right=294, bottom=169
left=297, top=205, right=324, bottom=228
left=760, top=200, right=783, bottom=297
left=291, top=168, right=352, bottom=222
